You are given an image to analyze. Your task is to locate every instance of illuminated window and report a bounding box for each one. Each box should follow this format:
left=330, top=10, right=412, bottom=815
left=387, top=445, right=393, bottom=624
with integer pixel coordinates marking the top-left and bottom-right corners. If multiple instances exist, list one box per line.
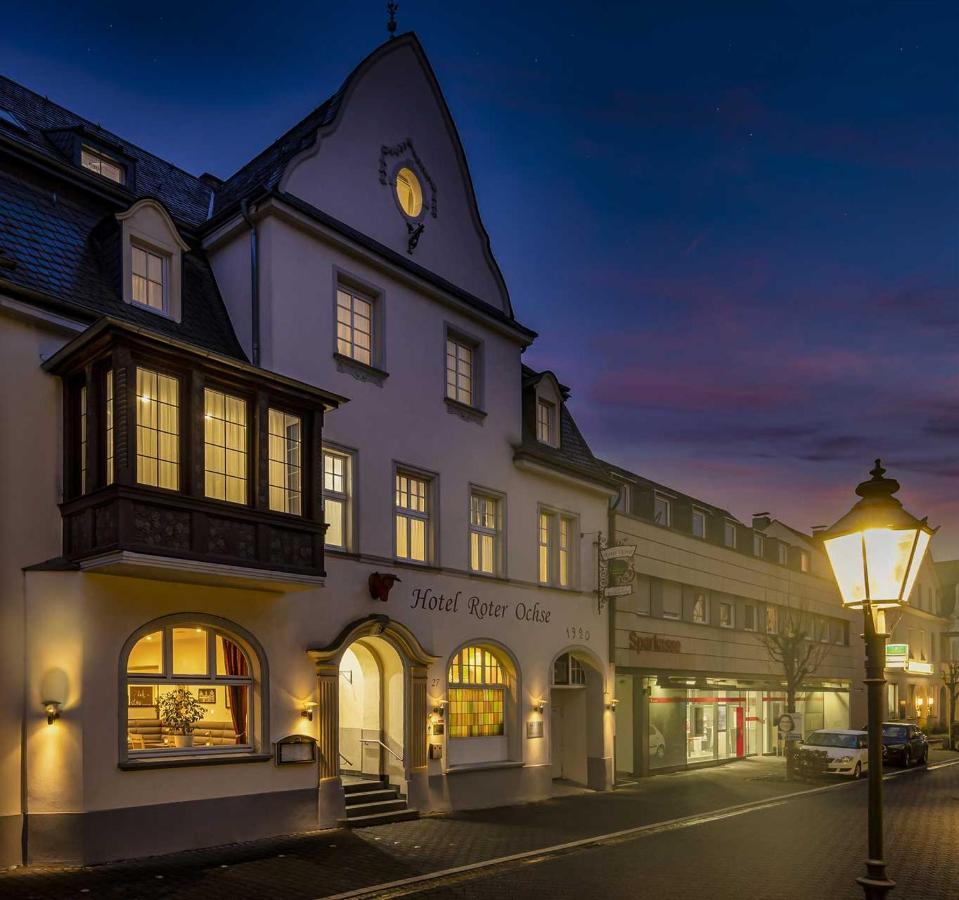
left=778, top=543, right=788, bottom=566
left=81, top=145, right=124, bottom=184
left=692, top=594, right=708, bottom=624
left=538, top=510, right=576, bottom=587
left=105, top=369, right=114, bottom=484
left=692, top=508, right=706, bottom=539
left=654, top=494, right=671, bottom=527
left=204, top=388, right=247, bottom=505
left=323, top=448, right=353, bottom=549
left=724, top=520, right=737, bottom=548
left=446, top=338, right=474, bottom=406
left=800, top=550, right=810, bottom=573
left=470, top=492, right=500, bottom=575
left=136, top=367, right=179, bottom=490
left=538, top=510, right=553, bottom=584
left=268, top=410, right=302, bottom=515
left=765, top=606, right=778, bottom=634
left=395, top=471, right=430, bottom=562
left=131, top=244, right=166, bottom=312
left=559, top=516, right=573, bottom=587
left=536, top=399, right=554, bottom=444
left=447, top=646, right=507, bottom=737
left=336, top=287, right=373, bottom=366
left=79, top=384, right=88, bottom=494
left=395, top=166, right=423, bottom=217
left=123, top=620, right=257, bottom=758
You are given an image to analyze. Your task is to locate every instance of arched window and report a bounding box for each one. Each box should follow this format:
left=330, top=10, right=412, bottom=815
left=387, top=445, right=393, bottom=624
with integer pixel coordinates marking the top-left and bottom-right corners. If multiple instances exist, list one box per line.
left=122, top=618, right=261, bottom=759
left=447, top=646, right=508, bottom=738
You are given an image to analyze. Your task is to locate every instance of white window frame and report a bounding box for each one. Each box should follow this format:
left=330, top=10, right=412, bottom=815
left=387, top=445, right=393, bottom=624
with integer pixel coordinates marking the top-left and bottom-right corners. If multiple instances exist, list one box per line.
left=323, top=445, right=355, bottom=551
left=131, top=242, right=169, bottom=314
left=268, top=409, right=304, bottom=516
left=469, top=488, right=503, bottom=576
left=335, top=284, right=376, bottom=368
left=724, top=520, right=737, bottom=549
left=536, top=398, right=556, bottom=445
left=799, top=550, right=810, bottom=573
left=692, top=593, right=708, bottom=624
left=777, top=543, right=788, bottom=566
left=753, top=533, right=765, bottom=558
left=692, top=508, right=706, bottom=539
left=537, top=507, right=578, bottom=588
left=394, top=466, right=435, bottom=564
left=654, top=494, right=671, bottom=527
left=445, top=330, right=481, bottom=409
left=719, top=601, right=734, bottom=629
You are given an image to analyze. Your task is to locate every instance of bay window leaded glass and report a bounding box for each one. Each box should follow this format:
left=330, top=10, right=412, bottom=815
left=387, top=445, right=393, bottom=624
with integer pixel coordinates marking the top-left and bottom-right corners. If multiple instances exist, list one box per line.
left=448, top=646, right=507, bottom=737
left=268, top=409, right=302, bottom=515
left=136, top=367, right=179, bottom=490
left=204, top=388, right=248, bottom=504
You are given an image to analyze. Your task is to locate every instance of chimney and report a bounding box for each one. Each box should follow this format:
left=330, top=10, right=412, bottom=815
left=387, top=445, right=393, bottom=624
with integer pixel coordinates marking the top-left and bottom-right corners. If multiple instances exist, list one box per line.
left=752, top=512, right=771, bottom=530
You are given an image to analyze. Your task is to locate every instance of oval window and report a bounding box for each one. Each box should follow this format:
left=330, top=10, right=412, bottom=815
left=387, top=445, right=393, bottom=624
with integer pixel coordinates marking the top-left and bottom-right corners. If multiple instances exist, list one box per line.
left=395, top=167, right=423, bottom=218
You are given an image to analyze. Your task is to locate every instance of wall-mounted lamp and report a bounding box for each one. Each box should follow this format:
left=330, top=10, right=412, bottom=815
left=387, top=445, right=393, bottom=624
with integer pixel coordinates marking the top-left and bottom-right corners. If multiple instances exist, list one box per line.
left=531, top=699, right=547, bottom=714
left=301, top=700, right=318, bottom=722
left=606, top=698, right=619, bottom=712
left=43, top=701, right=61, bottom=725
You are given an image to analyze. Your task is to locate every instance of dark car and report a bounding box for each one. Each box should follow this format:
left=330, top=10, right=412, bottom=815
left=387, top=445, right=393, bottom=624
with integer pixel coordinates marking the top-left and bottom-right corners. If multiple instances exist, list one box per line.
left=880, top=723, right=928, bottom=767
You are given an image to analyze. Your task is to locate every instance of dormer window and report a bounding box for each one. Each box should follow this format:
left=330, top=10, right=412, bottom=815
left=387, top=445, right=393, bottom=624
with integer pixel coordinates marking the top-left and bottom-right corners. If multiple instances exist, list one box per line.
left=536, top=399, right=555, bottom=445
left=81, top=145, right=125, bottom=184
left=132, top=244, right=167, bottom=312
left=654, top=493, right=671, bottom=527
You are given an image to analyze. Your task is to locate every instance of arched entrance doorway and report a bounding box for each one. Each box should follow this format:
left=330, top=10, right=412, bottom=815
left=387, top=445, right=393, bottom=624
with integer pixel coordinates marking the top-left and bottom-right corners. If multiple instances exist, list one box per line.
left=549, top=649, right=606, bottom=789
left=338, top=636, right=405, bottom=781
left=307, top=615, right=438, bottom=826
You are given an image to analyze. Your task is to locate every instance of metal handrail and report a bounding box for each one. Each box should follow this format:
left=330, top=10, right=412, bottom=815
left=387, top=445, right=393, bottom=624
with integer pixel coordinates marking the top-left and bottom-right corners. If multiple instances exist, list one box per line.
left=359, top=738, right=404, bottom=764
left=339, top=751, right=354, bottom=767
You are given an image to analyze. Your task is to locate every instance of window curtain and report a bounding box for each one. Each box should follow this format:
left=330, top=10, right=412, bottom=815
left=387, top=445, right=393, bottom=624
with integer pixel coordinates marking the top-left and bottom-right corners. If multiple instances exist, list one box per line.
left=223, top=639, right=249, bottom=744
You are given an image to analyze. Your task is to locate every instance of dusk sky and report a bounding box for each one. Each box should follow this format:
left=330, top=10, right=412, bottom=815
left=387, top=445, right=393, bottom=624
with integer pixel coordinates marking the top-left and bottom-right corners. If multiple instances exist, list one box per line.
left=4, top=2, right=958, bottom=554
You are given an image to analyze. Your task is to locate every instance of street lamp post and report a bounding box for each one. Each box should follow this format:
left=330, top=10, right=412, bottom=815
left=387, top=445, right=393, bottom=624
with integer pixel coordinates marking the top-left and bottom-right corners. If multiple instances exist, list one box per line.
left=820, top=460, right=935, bottom=900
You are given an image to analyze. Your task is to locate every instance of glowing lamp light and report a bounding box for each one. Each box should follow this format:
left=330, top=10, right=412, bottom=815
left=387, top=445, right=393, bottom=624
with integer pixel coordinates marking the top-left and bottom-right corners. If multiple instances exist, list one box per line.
left=820, top=460, right=935, bottom=609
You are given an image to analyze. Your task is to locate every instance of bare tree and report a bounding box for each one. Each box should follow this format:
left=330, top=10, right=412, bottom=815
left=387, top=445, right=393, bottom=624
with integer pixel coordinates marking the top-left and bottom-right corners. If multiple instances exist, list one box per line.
left=759, top=604, right=832, bottom=776
left=943, top=661, right=959, bottom=750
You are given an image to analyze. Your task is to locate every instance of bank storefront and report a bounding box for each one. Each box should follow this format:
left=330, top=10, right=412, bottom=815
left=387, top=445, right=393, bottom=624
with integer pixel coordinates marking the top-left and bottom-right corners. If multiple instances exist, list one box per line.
left=615, top=669, right=852, bottom=776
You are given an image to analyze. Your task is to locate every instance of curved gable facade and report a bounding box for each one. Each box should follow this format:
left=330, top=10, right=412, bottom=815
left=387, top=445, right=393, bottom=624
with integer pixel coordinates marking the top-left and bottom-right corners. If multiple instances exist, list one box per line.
left=281, top=36, right=511, bottom=316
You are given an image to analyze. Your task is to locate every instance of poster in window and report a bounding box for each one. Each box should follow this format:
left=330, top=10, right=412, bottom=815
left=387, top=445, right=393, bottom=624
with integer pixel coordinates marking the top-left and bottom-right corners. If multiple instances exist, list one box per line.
left=718, top=704, right=727, bottom=731
left=197, top=688, right=217, bottom=705
left=128, top=685, right=156, bottom=707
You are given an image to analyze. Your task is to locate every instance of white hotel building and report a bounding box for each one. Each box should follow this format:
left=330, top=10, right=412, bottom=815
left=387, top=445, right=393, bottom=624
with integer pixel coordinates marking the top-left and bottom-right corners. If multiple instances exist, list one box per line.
left=0, top=34, right=618, bottom=866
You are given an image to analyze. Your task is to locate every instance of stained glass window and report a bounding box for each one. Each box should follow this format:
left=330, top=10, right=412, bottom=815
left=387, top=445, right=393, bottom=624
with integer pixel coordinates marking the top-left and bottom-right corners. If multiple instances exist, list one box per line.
left=447, top=646, right=507, bottom=738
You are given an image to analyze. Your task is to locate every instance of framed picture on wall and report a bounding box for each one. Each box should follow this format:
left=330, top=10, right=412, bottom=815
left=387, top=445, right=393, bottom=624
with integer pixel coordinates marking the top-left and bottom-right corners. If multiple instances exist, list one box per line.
left=197, top=688, right=217, bottom=705
left=128, top=685, right=156, bottom=707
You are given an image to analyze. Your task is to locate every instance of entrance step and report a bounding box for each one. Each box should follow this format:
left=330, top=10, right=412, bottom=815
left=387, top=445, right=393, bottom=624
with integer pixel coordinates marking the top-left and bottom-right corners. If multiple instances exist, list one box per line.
left=340, top=779, right=419, bottom=828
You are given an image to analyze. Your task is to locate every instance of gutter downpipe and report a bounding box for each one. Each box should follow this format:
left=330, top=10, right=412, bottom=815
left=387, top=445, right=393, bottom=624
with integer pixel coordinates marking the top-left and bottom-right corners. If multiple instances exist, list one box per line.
left=240, top=199, right=260, bottom=366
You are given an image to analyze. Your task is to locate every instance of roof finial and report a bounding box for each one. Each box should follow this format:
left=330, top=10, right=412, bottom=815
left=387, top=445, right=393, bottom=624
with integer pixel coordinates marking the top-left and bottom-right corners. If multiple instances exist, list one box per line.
left=387, top=1, right=399, bottom=39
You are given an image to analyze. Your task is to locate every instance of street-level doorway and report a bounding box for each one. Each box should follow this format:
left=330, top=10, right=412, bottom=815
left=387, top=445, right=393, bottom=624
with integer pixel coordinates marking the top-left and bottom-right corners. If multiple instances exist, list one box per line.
left=550, top=651, right=604, bottom=787
left=338, top=636, right=405, bottom=781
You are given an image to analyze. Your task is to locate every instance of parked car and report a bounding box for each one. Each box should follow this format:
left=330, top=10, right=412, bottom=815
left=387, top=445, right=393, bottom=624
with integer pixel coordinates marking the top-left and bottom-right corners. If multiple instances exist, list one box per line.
left=880, top=722, right=928, bottom=767
left=649, top=724, right=666, bottom=759
left=797, top=729, right=869, bottom=779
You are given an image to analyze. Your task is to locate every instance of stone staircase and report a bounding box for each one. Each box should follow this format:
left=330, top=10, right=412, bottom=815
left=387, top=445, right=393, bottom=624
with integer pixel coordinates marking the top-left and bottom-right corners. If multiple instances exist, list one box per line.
left=341, top=778, right=419, bottom=827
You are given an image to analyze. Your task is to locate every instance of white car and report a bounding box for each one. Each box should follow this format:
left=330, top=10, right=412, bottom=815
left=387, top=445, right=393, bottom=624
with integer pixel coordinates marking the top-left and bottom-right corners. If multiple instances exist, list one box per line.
left=798, top=729, right=869, bottom=778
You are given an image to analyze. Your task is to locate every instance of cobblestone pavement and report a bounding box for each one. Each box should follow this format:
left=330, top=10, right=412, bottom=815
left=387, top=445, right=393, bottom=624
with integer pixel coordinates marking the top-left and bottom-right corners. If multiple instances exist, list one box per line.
left=3, top=751, right=957, bottom=900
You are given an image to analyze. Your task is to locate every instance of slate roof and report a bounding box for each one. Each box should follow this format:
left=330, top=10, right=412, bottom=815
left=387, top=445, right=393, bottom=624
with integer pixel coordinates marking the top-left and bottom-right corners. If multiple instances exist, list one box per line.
left=0, top=166, right=244, bottom=358
left=515, top=365, right=618, bottom=490
left=0, top=76, right=213, bottom=229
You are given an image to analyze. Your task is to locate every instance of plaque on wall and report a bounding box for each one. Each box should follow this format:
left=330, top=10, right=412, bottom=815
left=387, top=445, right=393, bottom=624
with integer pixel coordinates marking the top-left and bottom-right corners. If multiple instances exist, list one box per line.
left=526, top=721, right=544, bottom=739
left=432, top=723, right=445, bottom=736
left=429, top=743, right=443, bottom=760
left=274, top=734, right=317, bottom=766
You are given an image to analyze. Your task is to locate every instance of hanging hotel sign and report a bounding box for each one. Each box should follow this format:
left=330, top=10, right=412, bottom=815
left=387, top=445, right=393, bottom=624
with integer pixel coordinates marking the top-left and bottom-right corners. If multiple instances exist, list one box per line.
left=598, top=534, right=637, bottom=611
left=885, top=644, right=908, bottom=669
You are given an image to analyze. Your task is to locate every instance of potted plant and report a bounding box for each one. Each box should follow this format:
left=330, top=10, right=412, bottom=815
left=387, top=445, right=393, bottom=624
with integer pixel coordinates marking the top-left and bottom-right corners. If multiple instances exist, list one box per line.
left=158, top=686, right=206, bottom=748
